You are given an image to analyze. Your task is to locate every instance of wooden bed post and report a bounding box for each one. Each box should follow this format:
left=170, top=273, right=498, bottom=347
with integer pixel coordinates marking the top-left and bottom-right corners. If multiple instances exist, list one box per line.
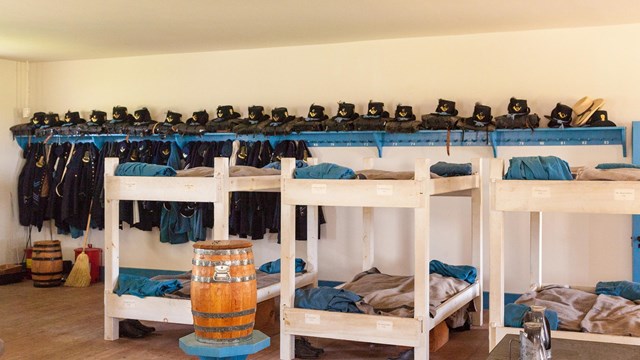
left=530, top=212, right=543, bottom=288
left=414, top=159, right=430, bottom=360
left=306, top=157, right=319, bottom=287
left=213, top=157, right=230, bottom=240
left=363, top=157, right=375, bottom=271
left=471, top=158, right=484, bottom=326
left=489, top=158, right=505, bottom=350
left=280, top=158, right=296, bottom=360
left=104, top=157, right=120, bottom=340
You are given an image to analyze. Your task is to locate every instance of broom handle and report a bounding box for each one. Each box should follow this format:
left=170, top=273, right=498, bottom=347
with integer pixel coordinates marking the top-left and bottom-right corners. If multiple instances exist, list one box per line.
left=81, top=199, right=93, bottom=253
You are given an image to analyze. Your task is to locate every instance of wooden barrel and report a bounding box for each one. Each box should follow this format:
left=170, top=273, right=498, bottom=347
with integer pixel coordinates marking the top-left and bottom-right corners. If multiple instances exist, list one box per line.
left=191, top=240, right=257, bottom=343
left=31, top=240, right=63, bottom=288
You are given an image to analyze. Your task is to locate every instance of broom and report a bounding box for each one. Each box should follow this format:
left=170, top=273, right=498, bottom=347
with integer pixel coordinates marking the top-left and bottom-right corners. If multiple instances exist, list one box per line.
left=65, top=200, right=93, bottom=287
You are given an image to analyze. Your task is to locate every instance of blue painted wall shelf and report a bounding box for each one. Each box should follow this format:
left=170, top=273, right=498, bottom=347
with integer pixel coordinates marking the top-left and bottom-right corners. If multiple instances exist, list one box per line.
left=14, top=126, right=626, bottom=158
left=489, top=127, right=627, bottom=157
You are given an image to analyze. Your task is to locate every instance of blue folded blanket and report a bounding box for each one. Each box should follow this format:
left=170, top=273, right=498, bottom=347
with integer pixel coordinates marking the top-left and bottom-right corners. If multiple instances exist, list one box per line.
left=115, top=162, right=177, bottom=177
left=596, top=280, right=640, bottom=301
left=430, top=162, right=472, bottom=177
left=595, top=163, right=640, bottom=170
left=263, top=160, right=309, bottom=170
left=258, top=258, right=306, bottom=274
left=504, top=303, right=559, bottom=330
left=295, top=163, right=356, bottom=179
left=429, top=259, right=477, bottom=284
left=294, top=287, right=362, bottom=313
left=115, top=273, right=182, bottom=298
left=505, top=156, right=572, bottom=180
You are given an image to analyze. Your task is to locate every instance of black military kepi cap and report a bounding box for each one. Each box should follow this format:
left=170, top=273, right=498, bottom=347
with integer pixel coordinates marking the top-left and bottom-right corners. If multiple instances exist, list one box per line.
left=215, top=105, right=241, bottom=120
left=89, top=110, right=107, bottom=125
left=432, top=99, right=458, bottom=116
left=306, top=104, right=328, bottom=121
left=63, top=111, right=85, bottom=125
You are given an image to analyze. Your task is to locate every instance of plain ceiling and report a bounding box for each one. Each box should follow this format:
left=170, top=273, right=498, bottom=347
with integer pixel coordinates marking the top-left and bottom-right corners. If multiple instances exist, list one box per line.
left=1, top=0, right=640, bottom=62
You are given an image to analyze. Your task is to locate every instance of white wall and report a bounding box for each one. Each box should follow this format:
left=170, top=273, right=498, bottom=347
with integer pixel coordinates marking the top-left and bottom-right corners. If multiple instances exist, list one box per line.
left=22, top=23, right=640, bottom=293
left=0, top=59, right=27, bottom=265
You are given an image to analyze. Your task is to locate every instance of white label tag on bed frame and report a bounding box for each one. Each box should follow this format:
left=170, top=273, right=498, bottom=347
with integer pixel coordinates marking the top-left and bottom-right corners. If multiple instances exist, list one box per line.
left=304, top=313, right=321, bottom=325
left=531, top=187, right=550, bottom=198
left=376, top=185, right=393, bottom=196
left=123, top=300, right=136, bottom=308
left=311, top=184, right=327, bottom=194
left=376, top=320, right=393, bottom=331
left=614, top=189, right=635, bottom=201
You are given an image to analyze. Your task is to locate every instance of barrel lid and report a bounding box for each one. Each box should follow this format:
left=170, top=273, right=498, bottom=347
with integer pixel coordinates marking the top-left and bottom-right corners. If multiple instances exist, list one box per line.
left=193, top=240, right=253, bottom=250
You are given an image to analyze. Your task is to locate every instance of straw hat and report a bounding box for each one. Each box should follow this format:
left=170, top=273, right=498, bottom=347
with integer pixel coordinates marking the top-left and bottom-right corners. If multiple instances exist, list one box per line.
left=571, top=96, right=605, bottom=126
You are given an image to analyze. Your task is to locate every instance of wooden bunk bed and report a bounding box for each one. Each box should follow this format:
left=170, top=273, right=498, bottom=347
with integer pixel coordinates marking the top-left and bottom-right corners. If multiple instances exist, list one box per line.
left=489, top=158, right=640, bottom=350
left=102, top=157, right=318, bottom=340
left=279, top=158, right=484, bottom=360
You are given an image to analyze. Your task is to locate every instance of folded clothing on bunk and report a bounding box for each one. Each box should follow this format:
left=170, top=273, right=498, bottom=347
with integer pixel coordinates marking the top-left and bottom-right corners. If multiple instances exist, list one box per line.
left=263, top=160, right=309, bottom=170
left=294, top=287, right=363, bottom=313
left=115, top=273, right=182, bottom=298
left=505, top=156, right=573, bottom=180
left=576, top=167, right=640, bottom=181
left=355, top=170, right=416, bottom=180
left=151, top=269, right=308, bottom=299
left=175, top=166, right=281, bottom=177
left=430, top=161, right=472, bottom=177
left=294, top=163, right=356, bottom=179
left=596, top=281, right=640, bottom=301
left=595, top=163, right=640, bottom=170
left=259, top=258, right=306, bottom=274
left=429, top=259, right=477, bottom=284
left=115, top=162, right=177, bottom=177
left=504, top=303, right=559, bottom=330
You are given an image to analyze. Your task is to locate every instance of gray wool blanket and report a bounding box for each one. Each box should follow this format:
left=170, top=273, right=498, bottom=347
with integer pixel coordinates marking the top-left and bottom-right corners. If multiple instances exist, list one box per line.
left=340, top=267, right=472, bottom=326
left=516, top=286, right=640, bottom=336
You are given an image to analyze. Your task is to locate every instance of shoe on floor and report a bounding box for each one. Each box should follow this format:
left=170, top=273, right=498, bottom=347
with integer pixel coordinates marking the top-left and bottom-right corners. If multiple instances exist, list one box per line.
left=388, top=348, right=413, bottom=360
left=119, top=320, right=148, bottom=339
left=124, top=319, right=155, bottom=334
left=295, top=337, right=323, bottom=359
left=299, top=337, right=324, bottom=354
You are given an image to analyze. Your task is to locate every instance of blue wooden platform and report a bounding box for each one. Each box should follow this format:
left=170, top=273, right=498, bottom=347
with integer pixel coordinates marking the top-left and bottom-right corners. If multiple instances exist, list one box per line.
left=179, top=331, right=270, bottom=360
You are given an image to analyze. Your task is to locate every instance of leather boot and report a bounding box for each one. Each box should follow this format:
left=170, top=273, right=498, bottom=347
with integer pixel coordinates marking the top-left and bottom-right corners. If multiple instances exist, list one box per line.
left=295, top=336, right=324, bottom=359
left=388, top=349, right=413, bottom=360
left=124, top=319, right=156, bottom=334
left=119, top=320, right=147, bottom=338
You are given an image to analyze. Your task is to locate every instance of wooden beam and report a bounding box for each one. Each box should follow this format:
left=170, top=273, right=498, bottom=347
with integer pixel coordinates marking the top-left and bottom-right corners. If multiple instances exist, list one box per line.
left=104, top=158, right=120, bottom=341
left=280, top=158, right=296, bottom=360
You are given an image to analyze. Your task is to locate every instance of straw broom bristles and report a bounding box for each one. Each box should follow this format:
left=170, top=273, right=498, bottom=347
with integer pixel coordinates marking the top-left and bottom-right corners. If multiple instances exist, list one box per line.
left=65, top=200, right=93, bottom=288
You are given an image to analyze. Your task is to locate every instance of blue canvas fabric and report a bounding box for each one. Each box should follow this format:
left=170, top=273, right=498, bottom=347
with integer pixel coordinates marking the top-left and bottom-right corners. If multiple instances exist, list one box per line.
left=115, top=273, right=182, bottom=298
left=294, top=163, right=356, bottom=179
left=596, top=281, right=640, bottom=301
left=429, top=259, right=477, bottom=284
left=430, top=161, right=472, bottom=177
left=262, top=160, right=308, bottom=170
left=258, top=258, right=306, bottom=274
left=294, top=287, right=362, bottom=313
left=504, top=303, right=559, bottom=330
left=115, top=162, right=177, bottom=177
left=505, top=156, right=572, bottom=180
left=595, top=163, right=640, bottom=170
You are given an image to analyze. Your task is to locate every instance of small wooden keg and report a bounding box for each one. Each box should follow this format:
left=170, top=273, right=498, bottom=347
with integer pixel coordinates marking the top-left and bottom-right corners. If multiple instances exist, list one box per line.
left=31, top=240, right=63, bottom=288
left=191, top=240, right=257, bottom=343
